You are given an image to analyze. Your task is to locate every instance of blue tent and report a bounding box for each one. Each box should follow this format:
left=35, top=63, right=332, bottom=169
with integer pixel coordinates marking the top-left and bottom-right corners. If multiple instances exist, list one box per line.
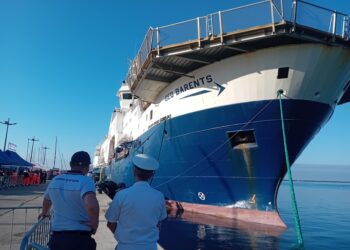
left=4, top=150, right=33, bottom=167
left=0, top=150, right=14, bottom=166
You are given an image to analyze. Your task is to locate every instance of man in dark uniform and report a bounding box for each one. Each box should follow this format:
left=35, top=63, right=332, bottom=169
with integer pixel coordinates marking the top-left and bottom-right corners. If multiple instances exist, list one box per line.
left=38, top=151, right=99, bottom=250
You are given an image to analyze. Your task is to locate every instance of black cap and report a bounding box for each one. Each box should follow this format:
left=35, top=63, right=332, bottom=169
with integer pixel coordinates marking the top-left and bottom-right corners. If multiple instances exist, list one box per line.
left=70, top=151, right=91, bottom=167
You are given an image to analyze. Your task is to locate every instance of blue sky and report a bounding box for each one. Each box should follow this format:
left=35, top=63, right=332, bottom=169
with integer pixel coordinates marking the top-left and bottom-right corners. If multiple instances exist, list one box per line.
left=0, top=0, right=349, bottom=168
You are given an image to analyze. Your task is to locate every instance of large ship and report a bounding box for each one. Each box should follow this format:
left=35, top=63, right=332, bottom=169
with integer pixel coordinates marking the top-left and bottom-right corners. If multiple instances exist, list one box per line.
left=94, top=0, right=350, bottom=227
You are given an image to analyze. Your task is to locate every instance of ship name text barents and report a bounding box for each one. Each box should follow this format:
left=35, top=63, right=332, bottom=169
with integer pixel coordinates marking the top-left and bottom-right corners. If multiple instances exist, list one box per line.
left=164, top=74, right=213, bottom=101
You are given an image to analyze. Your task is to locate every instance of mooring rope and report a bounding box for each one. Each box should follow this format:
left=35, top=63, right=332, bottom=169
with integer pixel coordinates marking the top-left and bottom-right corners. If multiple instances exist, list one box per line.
left=278, top=89, right=304, bottom=248
left=157, top=120, right=167, bottom=160
left=150, top=120, right=168, bottom=185
left=134, top=126, right=160, bottom=153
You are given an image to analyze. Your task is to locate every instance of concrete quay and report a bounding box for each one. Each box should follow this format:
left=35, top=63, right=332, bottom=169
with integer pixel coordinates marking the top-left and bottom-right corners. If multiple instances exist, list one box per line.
left=0, top=182, right=164, bottom=250
left=0, top=183, right=48, bottom=250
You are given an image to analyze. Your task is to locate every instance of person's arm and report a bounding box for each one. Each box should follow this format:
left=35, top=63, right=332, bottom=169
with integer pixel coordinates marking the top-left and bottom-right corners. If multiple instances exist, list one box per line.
left=157, top=196, right=168, bottom=231
left=38, top=198, right=52, bottom=220
left=107, top=221, right=117, bottom=233
left=83, top=192, right=100, bottom=234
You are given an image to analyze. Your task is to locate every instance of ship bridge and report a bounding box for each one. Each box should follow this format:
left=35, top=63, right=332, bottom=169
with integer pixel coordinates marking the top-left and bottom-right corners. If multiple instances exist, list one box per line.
left=125, top=0, right=350, bottom=106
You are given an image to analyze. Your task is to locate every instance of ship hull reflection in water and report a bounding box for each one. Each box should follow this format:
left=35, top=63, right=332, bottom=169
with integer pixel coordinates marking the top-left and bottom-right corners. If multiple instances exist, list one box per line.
left=159, top=211, right=285, bottom=250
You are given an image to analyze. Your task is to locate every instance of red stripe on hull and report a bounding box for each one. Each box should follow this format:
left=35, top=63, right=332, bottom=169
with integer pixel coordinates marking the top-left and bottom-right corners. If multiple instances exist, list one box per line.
left=166, top=200, right=287, bottom=228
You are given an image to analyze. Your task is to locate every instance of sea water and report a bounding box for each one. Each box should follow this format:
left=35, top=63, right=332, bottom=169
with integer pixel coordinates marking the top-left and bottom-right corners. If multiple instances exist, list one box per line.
left=159, top=164, right=350, bottom=249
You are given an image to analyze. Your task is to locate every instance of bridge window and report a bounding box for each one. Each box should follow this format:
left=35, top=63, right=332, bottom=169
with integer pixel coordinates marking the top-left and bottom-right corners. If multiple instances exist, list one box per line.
left=122, top=93, right=132, bottom=99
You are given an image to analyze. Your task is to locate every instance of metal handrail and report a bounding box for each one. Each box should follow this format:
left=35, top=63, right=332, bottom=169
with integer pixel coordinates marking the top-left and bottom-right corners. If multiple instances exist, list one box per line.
left=158, top=17, right=199, bottom=30
left=294, top=0, right=349, bottom=39
left=125, top=0, right=350, bottom=90
left=0, top=206, right=42, bottom=210
left=298, top=0, right=347, bottom=16
left=220, top=0, right=269, bottom=15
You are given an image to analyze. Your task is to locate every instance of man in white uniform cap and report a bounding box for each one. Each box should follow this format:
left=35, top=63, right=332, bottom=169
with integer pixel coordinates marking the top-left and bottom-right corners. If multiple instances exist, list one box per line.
left=105, top=154, right=167, bottom=250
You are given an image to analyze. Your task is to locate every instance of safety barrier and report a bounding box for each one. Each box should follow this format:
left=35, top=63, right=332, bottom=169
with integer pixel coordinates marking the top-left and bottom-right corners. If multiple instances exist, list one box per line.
left=0, top=206, right=45, bottom=250
left=20, top=216, right=50, bottom=250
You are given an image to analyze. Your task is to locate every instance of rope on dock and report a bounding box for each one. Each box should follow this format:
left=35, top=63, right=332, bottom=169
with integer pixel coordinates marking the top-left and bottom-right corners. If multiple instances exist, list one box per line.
left=278, top=89, right=304, bottom=248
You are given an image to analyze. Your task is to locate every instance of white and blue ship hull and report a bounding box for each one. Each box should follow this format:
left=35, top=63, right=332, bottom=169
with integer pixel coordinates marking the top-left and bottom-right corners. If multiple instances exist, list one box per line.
left=96, top=43, right=350, bottom=226
left=109, top=99, right=333, bottom=226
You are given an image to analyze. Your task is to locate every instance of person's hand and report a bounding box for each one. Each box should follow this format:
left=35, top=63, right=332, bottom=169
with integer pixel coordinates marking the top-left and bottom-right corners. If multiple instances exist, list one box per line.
left=38, top=212, right=49, bottom=220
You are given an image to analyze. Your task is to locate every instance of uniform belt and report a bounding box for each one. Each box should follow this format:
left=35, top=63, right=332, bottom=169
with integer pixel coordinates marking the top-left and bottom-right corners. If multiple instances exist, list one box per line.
left=52, top=230, right=92, bottom=236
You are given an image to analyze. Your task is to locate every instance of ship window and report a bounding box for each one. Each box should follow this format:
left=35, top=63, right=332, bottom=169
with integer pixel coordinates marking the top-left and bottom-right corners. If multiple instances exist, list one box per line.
left=227, top=130, right=257, bottom=148
left=150, top=110, right=153, bottom=120
left=123, top=93, right=132, bottom=99
left=277, top=67, right=289, bottom=79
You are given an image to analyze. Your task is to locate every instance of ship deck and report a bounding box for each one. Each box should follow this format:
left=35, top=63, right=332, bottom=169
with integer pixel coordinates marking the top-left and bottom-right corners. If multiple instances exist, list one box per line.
left=125, top=0, right=350, bottom=105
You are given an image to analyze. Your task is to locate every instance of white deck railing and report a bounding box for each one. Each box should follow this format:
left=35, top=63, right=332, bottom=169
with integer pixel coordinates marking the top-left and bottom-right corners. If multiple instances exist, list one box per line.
left=125, top=0, right=349, bottom=89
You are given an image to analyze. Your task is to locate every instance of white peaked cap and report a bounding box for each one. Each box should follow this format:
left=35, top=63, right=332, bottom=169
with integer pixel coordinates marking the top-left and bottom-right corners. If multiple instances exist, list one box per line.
left=132, top=154, right=159, bottom=171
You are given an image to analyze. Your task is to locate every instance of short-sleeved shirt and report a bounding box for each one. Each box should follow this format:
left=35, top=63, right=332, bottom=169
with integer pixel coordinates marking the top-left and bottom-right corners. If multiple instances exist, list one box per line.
left=44, top=172, right=96, bottom=231
left=105, top=181, right=167, bottom=249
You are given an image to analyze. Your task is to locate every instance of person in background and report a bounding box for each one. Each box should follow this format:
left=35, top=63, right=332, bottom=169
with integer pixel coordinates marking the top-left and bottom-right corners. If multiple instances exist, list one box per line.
left=39, top=170, right=44, bottom=184
left=38, top=151, right=99, bottom=250
left=23, top=169, right=30, bottom=186
left=29, top=171, right=34, bottom=185
left=33, top=171, right=39, bottom=185
left=43, top=171, right=47, bottom=183
left=10, top=170, right=17, bottom=187
left=0, top=169, right=4, bottom=189
left=105, top=154, right=167, bottom=250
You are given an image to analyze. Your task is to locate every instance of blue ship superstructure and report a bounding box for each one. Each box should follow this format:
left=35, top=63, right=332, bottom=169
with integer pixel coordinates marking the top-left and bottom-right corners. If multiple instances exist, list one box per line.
left=95, top=1, right=350, bottom=226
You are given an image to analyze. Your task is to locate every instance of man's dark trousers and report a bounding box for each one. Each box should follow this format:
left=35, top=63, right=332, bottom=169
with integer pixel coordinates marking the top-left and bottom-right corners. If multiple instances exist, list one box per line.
left=49, top=231, right=96, bottom=250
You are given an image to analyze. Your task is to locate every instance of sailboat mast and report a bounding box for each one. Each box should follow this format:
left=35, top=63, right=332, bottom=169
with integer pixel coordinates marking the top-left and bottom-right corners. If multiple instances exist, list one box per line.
left=53, top=136, right=57, bottom=168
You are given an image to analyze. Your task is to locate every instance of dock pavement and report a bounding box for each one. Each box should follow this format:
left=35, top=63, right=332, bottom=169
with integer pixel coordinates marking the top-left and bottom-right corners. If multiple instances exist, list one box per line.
left=0, top=182, right=164, bottom=250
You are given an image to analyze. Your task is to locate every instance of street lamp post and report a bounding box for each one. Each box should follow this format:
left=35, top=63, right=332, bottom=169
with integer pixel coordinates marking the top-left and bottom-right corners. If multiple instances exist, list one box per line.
left=29, top=137, right=39, bottom=163
left=0, top=118, right=17, bottom=151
